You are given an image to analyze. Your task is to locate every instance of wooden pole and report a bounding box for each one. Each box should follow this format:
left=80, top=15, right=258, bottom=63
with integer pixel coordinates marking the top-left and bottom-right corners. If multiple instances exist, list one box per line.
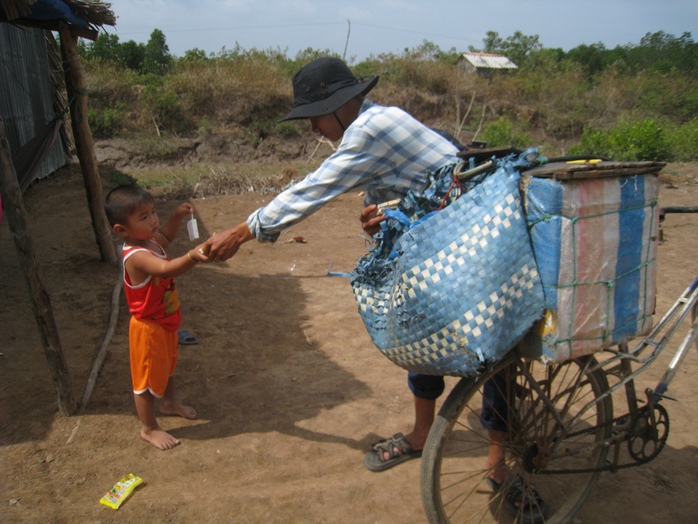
left=58, top=22, right=117, bottom=266
left=0, top=117, right=77, bottom=416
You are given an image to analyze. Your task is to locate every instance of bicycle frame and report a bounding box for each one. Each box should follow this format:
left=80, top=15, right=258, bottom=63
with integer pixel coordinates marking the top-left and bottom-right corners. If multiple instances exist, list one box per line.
left=597, top=275, right=698, bottom=406
left=551, top=275, right=698, bottom=461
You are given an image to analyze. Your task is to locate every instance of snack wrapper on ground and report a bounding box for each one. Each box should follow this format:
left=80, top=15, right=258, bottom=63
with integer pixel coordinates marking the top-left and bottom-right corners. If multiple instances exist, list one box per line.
left=99, top=473, right=143, bottom=510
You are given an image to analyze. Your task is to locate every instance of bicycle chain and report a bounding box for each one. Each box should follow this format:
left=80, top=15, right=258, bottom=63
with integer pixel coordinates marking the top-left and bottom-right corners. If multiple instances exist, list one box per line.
left=528, top=404, right=669, bottom=475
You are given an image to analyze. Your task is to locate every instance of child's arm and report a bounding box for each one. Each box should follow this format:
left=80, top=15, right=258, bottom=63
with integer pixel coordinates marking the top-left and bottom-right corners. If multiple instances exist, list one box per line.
left=155, top=202, right=194, bottom=247
left=125, top=242, right=209, bottom=283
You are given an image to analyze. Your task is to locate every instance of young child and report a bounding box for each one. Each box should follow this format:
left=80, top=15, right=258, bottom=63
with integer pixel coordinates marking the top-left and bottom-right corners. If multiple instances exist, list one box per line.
left=104, top=185, right=208, bottom=450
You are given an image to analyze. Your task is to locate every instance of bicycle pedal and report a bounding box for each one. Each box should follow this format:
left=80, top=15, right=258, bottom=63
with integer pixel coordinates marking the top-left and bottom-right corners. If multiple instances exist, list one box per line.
left=647, top=389, right=678, bottom=402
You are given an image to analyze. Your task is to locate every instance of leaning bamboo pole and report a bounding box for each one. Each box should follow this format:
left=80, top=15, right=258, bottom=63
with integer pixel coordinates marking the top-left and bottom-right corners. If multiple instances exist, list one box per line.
left=0, top=117, right=77, bottom=416
left=58, top=22, right=116, bottom=266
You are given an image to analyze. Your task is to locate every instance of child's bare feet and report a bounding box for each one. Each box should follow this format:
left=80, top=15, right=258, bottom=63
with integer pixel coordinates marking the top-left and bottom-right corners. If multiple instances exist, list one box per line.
left=160, top=401, right=197, bottom=420
left=141, top=428, right=181, bottom=450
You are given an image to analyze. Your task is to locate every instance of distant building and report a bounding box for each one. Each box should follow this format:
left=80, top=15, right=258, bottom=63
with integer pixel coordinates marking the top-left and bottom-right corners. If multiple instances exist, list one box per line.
left=460, top=52, right=518, bottom=75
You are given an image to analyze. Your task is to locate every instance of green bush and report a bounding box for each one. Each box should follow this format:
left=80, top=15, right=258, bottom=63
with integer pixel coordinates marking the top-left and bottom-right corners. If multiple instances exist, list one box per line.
left=636, top=71, right=698, bottom=123
left=142, top=86, right=192, bottom=135
left=197, top=116, right=212, bottom=137
left=481, top=116, right=534, bottom=148
left=569, top=118, right=670, bottom=161
left=377, top=56, right=454, bottom=95
left=665, top=118, right=698, bottom=161
left=275, top=121, right=301, bottom=139
left=568, top=128, right=609, bottom=157
left=87, top=103, right=125, bottom=138
left=610, top=118, right=669, bottom=161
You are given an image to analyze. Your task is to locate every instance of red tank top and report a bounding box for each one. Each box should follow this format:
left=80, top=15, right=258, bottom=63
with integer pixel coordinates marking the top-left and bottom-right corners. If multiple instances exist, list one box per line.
left=122, top=241, right=181, bottom=331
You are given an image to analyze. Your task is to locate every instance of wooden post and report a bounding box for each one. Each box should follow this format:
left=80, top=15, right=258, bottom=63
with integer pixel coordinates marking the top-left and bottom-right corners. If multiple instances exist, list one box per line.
left=58, top=22, right=117, bottom=266
left=0, top=117, right=77, bottom=416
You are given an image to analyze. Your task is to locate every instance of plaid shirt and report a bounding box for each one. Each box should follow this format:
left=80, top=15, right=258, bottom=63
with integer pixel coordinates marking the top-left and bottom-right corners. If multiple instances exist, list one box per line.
left=247, top=99, right=460, bottom=242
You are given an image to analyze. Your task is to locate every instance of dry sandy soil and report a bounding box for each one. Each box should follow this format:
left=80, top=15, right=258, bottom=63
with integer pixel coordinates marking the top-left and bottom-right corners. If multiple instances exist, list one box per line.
left=0, top=156, right=697, bottom=523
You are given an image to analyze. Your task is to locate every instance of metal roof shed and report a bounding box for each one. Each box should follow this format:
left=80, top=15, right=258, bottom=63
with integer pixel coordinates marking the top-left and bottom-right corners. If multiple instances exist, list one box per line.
left=0, top=0, right=117, bottom=416
left=0, top=24, right=69, bottom=188
left=461, top=52, right=518, bottom=74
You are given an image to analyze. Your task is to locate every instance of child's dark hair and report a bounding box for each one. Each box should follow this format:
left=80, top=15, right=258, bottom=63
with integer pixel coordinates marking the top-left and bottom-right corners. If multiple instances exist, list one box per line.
left=104, top=185, right=154, bottom=226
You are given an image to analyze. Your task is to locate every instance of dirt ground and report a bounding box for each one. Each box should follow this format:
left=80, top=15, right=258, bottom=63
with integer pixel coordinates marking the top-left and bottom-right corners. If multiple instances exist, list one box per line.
left=1, top=160, right=697, bottom=523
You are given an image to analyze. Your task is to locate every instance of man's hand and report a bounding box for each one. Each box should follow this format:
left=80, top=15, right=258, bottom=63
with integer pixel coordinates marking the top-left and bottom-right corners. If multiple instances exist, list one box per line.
left=202, top=222, right=254, bottom=262
left=360, top=204, right=385, bottom=236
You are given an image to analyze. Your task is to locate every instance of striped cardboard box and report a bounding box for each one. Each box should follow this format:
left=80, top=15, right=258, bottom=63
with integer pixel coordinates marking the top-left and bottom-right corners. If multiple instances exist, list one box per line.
left=520, top=171, right=660, bottom=363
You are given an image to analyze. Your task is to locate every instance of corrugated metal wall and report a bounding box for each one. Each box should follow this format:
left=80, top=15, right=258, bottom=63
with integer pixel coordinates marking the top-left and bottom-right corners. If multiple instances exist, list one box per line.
left=0, top=24, right=69, bottom=188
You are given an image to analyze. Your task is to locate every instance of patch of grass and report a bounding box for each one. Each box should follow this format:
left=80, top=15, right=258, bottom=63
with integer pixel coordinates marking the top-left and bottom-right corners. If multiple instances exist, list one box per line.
left=125, top=160, right=317, bottom=201
left=108, top=169, right=138, bottom=188
left=136, top=136, right=197, bottom=163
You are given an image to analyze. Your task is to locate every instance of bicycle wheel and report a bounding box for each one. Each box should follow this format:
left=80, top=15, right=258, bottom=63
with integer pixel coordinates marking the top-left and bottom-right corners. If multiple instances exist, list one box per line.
left=693, top=296, right=698, bottom=353
left=421, top=354, right=613, bottom=524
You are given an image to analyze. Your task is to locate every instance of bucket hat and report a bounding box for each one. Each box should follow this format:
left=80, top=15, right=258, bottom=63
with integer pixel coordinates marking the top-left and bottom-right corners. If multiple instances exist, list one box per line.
left=280, top=57, right=379, bottom=121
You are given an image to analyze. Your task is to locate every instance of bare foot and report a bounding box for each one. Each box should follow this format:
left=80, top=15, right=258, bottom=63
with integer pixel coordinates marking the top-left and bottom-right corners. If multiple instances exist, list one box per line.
left=141, top=428, right=181, bottom=450
left=160, top=401, right=197, bottom=420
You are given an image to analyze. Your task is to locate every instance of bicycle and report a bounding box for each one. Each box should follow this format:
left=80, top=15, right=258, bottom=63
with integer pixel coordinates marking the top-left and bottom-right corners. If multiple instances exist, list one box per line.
left=420, top=223, right=698, bottom=522
left=359, top=147, right=694, bottom=523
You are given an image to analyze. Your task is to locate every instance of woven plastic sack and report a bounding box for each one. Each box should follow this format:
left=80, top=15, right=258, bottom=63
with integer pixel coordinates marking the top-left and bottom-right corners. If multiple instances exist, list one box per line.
left=350, top=154, right=546, bottom=377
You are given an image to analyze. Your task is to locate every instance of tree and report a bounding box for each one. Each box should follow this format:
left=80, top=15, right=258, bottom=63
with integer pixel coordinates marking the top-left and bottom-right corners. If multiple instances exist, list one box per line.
left=470, top=30, right=542, bottom=66
left=82, top=33, right=121, bottom=62
left=401, top=39, right=460, bottom=64
left=566, top=42, right=628, bottom=78
left=120, top=40, right=146, bottom=72
left=182, top=48, right=211, bottom=61
left=567, top=43, right=608, bottom=77
left=143, top=29, right=172, bottom=75
left=477, top=31, right=504, bottom=54
left=626, top=31, right=697, bottom=73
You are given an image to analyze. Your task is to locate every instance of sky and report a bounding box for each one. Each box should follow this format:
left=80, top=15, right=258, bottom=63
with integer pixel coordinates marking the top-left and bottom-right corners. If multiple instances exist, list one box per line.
left=107, top=0, right=697, bottom=61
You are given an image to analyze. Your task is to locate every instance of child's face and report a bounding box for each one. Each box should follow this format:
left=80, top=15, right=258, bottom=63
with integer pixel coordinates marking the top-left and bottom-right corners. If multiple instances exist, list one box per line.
left=119, top=202, right=160, bottom=241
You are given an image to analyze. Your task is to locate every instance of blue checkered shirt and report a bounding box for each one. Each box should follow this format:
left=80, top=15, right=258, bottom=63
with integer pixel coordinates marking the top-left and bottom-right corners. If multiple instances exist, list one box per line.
left=247, top=99, right=460, bottom=242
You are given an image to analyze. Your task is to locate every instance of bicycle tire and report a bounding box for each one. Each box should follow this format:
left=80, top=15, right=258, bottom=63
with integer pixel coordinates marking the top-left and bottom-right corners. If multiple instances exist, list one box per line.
left=693, top=298, right=698, bottom=353
left=421, top=354, right=613, bottom=524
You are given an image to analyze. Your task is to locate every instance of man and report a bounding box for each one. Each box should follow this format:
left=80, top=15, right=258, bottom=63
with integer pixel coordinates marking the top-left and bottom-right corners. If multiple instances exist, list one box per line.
left=203, top=57, right=543, bottom=520
left=204, top=54, right=457, bottom=466
left=204, top=57, right=458, bottom=259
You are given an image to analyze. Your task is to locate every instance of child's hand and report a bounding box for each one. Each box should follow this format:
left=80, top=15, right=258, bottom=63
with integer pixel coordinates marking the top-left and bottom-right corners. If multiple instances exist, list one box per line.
left=174, top=202, right=195, bottom=219
left=190, top=243, right=210, bottom=263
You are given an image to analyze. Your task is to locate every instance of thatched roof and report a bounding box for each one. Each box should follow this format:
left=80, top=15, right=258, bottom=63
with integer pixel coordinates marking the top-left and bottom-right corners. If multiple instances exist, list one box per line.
left=0, top=0, right=116, bottom=31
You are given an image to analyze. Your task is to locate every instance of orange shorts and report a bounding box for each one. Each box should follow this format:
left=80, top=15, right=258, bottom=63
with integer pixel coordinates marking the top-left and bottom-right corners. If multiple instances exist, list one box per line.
left=129, top=316, right=179, bottom=398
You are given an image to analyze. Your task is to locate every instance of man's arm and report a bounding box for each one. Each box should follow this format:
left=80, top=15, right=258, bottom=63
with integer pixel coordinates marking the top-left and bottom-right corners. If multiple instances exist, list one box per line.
left=203, top=221, right=254, bottom=262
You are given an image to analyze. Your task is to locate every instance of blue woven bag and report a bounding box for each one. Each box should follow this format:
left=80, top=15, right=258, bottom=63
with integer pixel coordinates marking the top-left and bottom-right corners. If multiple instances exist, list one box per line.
left=350, top=152, right=546, bottom=377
